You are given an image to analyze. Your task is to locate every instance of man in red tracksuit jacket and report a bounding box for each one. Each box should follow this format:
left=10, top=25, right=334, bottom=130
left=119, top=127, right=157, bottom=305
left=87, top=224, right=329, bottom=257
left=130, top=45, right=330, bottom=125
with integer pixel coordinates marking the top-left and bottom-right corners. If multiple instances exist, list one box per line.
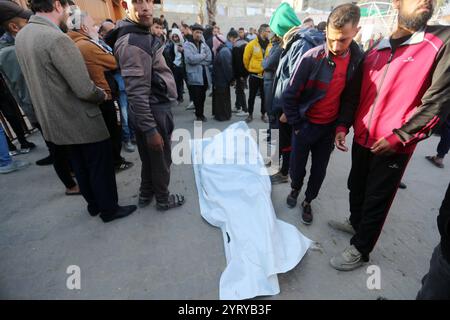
left=329, top=0, right=450, bottom=271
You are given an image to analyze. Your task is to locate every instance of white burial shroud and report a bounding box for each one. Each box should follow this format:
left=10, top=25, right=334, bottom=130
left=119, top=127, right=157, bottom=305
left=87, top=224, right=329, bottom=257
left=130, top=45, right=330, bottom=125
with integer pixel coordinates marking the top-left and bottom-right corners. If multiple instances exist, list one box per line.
left=191, top=121, right=312, bottom=300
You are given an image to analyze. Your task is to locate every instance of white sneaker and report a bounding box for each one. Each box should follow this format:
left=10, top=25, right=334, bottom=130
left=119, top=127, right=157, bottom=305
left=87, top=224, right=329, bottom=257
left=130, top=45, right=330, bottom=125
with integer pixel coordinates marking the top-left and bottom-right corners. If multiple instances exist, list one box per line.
left=232, top=108, right=241, bottom=113
left=185, top=102, right=195, bottom=110
left=236, top=110, right=249, bottom=117
left=330, top=245, right=366, bottom=271
left=123, top=141, right=136, bottom=153
left=0, top=160, right=30, bottom=174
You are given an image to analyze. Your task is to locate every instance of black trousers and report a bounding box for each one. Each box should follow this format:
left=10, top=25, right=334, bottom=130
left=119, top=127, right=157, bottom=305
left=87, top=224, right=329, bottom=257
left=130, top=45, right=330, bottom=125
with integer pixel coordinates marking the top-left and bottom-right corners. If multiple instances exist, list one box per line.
left=348, top=142, right=411, bottom=258
left=172, top=65, right=185, bottom=102
left=234, top=76, right=248, bottom=111
left=100, top=100, right=123, bottom=166
left=135, top=109, right=174, bottom=202
left=290, top=121, right=335, bottom=203
left=69, top=139, right=118, bottom=215
left=191, top=84, right=208, bottom=118
left=248, top=76, right=265, bottom=116
left=0, top=87, right=27, bottom=146
left=416, top=244, right=450, bottom=299
left=279, top=120, right=292, bottom=176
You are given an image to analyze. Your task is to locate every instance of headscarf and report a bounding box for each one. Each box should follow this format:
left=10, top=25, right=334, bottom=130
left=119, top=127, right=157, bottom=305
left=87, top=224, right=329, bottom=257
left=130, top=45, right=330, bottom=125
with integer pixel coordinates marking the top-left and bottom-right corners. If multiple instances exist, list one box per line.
left=171, top=28, right=184, bottom=44
left=212, top=34, right=227, bottom=55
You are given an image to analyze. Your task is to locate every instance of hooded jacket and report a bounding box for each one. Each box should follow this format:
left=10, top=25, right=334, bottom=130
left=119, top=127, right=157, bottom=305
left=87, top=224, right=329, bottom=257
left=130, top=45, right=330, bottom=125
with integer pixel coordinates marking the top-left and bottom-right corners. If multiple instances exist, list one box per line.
left=338, top=26, right=450, bottom=153
left=243, top=36, right=272, bottom=77
left=0, top=32, right=36, bottom=123
left=272, top=27, right=325, bottom=113
left=232, top=38, right=248, bottom=78
left=106, top=19, right=177, bottom=136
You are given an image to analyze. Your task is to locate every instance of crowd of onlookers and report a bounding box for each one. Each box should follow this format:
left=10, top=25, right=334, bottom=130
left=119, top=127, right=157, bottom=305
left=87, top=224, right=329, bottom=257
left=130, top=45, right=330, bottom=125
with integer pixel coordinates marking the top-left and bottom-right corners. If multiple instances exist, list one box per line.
left=0, top=0, right=449, bottom=299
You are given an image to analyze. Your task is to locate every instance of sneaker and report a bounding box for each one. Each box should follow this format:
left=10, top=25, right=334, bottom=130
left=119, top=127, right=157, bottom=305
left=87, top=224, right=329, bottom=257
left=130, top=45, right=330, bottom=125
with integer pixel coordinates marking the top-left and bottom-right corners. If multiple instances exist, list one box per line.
left=0, top=160, right=30, bottom=174
left=123, top=141, right=136, bottom=153
left=245, top=115, right=253, bottom=123
left=328, top=218, right=356, bottom=235
left=232, top=107, right=241, bottom=113
left=100, top=205, right=137, bottom=223
left=115, top=160, right=133, bottom=173
left=398, top=182, right=407, bottom=189
left=330, top=245, right=366, bottom=271
left=185, top=102, right=195, bottom=110
left=9, top=150, right=19, bottom=156
left=286, top=189, right=300, bottom=208
left=36, top=155, right=53, bottom=166
left=301, top=201, right=313, bottom=225
left=236, top=110, right=249, bottom=117
left=261, top=114, right=269, bottom=123
left=270, top=172, right=289, bottom=185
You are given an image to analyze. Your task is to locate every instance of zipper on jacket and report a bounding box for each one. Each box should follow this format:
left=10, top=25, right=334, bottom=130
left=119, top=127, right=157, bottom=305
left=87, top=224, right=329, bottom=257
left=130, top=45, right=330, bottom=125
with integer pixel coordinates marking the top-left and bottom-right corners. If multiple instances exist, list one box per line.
left=364, top=51, right=394, bottom=145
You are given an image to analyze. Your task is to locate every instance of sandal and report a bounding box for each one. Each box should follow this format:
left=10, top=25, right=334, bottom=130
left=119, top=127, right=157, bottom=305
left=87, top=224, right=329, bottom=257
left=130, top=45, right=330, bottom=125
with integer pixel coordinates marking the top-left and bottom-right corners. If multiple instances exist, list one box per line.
left=138, top=193, right=154, bottom=208
left=425, top=156, right=444, bottom=168
left=115, top=161, right=134, bottom=172
left=156, top=194, right=185, bottom=211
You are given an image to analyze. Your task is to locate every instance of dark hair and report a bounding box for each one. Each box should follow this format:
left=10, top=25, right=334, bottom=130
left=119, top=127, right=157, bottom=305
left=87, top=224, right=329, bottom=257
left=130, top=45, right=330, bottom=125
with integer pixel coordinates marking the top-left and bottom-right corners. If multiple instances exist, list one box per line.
left=238, top=27, right=245, bottom=31
left=182, top=23, right=190, bottom=29
left=327, top=3, right=360, bottom=29
left=303, top=17, right=314, bottom=25
left=160, top=15, right=165, bottom=18
left=153, top=18, right=163, bottom=26
left=172, top=22, right=179, bottom=29
left=317, top=21, right=327, bottom=32
left=211, top=21, right=217, bottom=27
left=227, top=30, right=238, bottom=40
left=258, top=24, right=269, bottom=34
left=28, top=0, right=70, bottom=13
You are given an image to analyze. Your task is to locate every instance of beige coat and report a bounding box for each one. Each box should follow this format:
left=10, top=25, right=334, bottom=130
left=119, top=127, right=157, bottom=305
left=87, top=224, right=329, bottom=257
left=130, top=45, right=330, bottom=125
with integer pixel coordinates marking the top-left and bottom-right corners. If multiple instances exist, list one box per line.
left=15, top=15, right=108, bottom=145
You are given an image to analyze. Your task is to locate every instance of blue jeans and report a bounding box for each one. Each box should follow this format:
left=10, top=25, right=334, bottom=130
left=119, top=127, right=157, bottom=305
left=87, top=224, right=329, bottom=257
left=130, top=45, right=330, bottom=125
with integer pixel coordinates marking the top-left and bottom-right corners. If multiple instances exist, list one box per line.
left=118, top=90, right=134, bottom=142
left=0, top=125, right=12, bottom=167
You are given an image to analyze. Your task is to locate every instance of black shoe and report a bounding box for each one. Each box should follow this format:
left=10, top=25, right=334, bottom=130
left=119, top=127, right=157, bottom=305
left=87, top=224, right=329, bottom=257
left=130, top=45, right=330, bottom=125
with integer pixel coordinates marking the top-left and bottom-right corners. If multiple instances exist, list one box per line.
left=20, top=141, right=36, bottom=150
left=100, top=205, right=137, bottom=223
left=196, top=116, right=207, bottom=122
left=138, top=194, right=154, bottom=208
left=36, top=155, right=53, bottom=166
left=301, top=201, right=313, bottom=225
left=287, top=189, right=300, bottom=208
left=399, top=182, right=407, bottom=189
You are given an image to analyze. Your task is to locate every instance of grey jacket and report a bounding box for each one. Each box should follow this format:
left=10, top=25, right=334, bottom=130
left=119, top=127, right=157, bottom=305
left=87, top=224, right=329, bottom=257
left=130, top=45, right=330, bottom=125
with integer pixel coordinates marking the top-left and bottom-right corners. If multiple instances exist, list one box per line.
left=183, top=38, right=212, bottom=86
left=107, top=19, right=177, bottom=136
left=15, top=15, right=107, bottom=145
left=0, top=32, right=36, bottom=123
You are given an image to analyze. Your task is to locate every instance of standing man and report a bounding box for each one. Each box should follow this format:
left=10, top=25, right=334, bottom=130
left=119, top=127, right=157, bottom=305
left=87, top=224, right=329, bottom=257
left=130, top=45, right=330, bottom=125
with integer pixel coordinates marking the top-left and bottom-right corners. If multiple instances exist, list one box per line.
left=183, top=23, right=212, bottom=122
left=67, top=9, right=133, bottom=173
left=283, top=4, right=363, bottom=225
left=107, top=0, right=185, bottom=210
left=16, top=0, right=136, bottom=223
left=330, top=0, right=450, bottom=271
left=232, top=28, right=249, bottom=117
left=243, top=24, right=272, bottom=123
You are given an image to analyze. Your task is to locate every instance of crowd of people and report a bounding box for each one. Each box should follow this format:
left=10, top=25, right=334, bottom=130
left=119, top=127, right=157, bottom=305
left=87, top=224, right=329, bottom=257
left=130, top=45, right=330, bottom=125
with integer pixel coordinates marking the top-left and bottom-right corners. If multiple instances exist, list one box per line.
left=0, top=0, right=449, bottom=298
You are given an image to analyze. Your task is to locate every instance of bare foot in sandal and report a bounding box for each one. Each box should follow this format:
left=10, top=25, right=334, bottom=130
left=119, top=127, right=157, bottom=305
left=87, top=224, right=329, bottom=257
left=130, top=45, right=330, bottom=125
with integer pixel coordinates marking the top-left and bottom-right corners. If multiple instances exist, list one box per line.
left=156, top=194, right=185, bottom=211
left=426, top=155, right=444, bottom=168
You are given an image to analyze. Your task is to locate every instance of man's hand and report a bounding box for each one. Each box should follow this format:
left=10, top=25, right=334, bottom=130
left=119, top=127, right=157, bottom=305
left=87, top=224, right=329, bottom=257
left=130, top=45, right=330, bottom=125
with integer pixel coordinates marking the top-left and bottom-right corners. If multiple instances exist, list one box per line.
left=146, top=131, right=164, bottom=152
left=335, top=132, right=348, bottom=152
left=371, top=137, right=395, bottom=155
left=279, top=113, right=287, bottom=123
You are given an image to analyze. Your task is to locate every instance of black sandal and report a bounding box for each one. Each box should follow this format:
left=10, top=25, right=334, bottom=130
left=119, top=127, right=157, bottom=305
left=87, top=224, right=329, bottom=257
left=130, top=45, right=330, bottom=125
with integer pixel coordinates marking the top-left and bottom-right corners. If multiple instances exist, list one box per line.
left=115, top=161, right=134, bottom=172
left=156, top=194, right=185, bottom=211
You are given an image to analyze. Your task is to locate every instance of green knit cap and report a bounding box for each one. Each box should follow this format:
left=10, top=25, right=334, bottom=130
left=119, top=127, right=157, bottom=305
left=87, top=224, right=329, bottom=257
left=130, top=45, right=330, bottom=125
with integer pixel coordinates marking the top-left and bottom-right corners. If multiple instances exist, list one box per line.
left=269, top=2, right=301, bottom=37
